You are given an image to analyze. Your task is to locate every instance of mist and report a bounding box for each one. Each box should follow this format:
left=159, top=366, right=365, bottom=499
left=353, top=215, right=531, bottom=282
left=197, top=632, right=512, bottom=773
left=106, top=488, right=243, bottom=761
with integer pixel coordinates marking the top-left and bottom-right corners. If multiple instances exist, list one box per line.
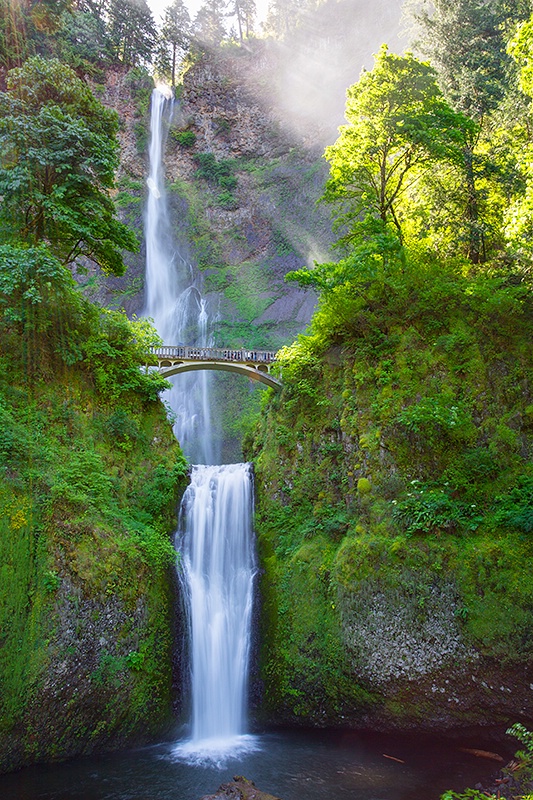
left=254, top=0, right=408, bottom=147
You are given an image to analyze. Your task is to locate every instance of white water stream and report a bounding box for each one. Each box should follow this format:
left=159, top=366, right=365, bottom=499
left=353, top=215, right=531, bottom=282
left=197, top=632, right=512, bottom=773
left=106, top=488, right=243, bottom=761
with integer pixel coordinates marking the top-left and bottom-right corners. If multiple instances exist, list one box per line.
left=175, top=464, right=257, bottom=761
left=143, top=87, right=216, bottom=466
left=143, top=87, right=257, bottom=762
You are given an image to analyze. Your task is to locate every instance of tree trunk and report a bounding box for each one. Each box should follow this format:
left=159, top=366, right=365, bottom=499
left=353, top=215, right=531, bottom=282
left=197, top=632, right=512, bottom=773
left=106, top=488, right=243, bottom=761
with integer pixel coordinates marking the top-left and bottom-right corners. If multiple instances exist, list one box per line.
left=463, top=145, right=484, bottom=264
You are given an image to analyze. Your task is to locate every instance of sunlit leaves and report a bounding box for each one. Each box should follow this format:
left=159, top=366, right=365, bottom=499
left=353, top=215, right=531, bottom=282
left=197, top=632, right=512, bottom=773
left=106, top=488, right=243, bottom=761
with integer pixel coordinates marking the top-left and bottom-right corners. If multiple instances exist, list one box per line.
left=323, top=46, right=475, bottom=246
left=509, top=18, right=533, bottom=98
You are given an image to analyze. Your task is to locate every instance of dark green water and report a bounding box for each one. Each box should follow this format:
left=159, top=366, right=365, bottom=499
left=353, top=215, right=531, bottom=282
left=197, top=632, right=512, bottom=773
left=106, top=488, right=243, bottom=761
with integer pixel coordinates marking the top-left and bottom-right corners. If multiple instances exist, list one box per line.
left=0, top=727, right=506, bottom=800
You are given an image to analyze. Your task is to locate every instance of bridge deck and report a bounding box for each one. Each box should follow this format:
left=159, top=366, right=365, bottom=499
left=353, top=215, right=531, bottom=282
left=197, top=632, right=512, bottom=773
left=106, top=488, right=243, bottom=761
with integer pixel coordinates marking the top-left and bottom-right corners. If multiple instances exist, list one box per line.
left=152, top=345, right=277, bottom=364
left=152, top=345, right=282, bottom=390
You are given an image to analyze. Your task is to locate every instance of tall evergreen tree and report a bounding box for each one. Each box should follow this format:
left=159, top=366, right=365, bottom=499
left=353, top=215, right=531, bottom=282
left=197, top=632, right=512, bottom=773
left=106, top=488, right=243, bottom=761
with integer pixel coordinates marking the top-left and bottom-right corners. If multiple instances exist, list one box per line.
left=157, top=0, right=191, bottom=86
left=108, top=0, right=156, bottom=65
left=56, top=5, right=113, bottom=73
left=1, top=0, right=72, bottom=69
left=408, top=0, right=531, bottom=119
left=231, top=0, right=256, bottom=40
left=193, top=0, right=228, bottom=46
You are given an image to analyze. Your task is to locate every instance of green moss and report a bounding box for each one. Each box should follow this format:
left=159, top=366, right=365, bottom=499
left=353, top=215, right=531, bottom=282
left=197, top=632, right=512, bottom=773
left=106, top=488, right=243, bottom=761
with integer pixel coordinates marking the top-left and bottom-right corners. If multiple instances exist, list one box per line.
left=357, top=477, right=372, bottom=494
left=258, top=533, right=375, bottom=722
left=0, top=294, right=187, bottom=769
left=251, top=253, right=533, bottom=722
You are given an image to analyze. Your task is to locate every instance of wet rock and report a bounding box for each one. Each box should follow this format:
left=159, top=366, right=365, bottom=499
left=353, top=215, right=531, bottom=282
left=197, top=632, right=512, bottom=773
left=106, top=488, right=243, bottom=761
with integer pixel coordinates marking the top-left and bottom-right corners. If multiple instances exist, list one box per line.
left=200, top=775, right=282, bottom=800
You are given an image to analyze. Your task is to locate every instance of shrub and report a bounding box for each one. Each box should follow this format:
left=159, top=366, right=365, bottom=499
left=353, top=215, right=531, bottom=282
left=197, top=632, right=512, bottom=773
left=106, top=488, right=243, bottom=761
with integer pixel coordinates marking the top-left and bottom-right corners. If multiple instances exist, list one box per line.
left=194, top=152, right=237, bottom=190
left=173, top=129, right=196, bottom=147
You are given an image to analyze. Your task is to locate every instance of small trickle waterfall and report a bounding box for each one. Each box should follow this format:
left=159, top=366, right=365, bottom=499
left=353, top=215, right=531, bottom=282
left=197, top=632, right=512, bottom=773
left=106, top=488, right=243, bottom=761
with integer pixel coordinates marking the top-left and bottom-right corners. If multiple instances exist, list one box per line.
left=143, top=88, right=257, bottom=761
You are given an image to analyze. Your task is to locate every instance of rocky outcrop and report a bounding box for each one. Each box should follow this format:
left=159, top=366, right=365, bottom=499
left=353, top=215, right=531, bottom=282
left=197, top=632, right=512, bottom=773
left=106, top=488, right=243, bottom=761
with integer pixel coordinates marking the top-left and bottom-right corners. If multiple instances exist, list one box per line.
left=164, top=44, right=331, bottom=349
left=200, top=776, right=282, bottom=800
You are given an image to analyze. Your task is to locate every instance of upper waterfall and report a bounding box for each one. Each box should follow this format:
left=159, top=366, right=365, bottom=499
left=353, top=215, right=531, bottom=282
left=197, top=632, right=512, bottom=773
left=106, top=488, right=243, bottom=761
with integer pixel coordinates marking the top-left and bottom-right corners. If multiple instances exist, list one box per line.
left=143, top=86, right=218, bottom=465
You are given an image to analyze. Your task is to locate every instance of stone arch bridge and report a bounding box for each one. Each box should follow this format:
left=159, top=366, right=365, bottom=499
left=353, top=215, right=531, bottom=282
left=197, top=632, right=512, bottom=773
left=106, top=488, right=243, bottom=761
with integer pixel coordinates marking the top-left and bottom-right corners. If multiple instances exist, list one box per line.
left=152, top=345, right=282, bottom=391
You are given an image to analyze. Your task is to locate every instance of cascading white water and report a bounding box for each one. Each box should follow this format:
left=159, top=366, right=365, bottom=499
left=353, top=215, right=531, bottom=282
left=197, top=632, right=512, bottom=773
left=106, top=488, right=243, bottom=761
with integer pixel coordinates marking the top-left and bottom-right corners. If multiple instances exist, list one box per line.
left=143, top=87, right=217, bottom=465
left=143, top=88, right=257, bottom=762
left=175, top=463, right=257, bottom=760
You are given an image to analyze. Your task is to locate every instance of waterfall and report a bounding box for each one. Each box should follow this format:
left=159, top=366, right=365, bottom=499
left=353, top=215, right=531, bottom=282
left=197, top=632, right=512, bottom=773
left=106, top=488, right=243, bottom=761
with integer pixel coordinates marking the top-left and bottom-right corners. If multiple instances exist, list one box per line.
left=175, top=464, right=257, bottom=760
left=143, top=86, right=217, bottom=466
left=143, top=88, right=257, bottom=763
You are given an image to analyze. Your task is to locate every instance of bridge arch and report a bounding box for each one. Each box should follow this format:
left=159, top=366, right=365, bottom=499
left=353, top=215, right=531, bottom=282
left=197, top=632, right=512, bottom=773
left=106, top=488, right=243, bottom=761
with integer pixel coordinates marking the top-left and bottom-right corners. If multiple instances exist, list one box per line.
left=152, top=345, right=282, bottom=391
left=159, top=360, right=282, bottom=391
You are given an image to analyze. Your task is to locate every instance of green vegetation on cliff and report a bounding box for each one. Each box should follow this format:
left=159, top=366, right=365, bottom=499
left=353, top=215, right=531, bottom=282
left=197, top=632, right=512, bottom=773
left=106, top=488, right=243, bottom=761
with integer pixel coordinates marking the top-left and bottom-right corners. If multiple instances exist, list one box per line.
left=0, top=59, right=188, bottom=771
left=0, top=245, right=188, bottom=770
left=250, top=29, right=533, bottom=730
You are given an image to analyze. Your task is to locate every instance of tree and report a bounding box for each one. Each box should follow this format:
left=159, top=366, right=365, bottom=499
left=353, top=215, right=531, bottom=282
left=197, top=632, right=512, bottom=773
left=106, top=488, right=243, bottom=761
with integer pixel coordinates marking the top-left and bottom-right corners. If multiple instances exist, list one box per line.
left=193, top=0, right=228, bottom=46
left=108, top=0, right=156, bottom=66
left=55, top=7, right=113, bottom=74
left=0, top=57, right=137, bottom=275
left=405, top=1, right=533, bottom=263
left=407, top=0, right=531, bottom=119
left=323, top=46, right=475, bottom=248
left=157, top=0, right=191, bottom=87
left=231, top=0, right=256, bottom=41
left=0, top=0, right=72, bottom=69
left=509, top=15, right=533, bottom=98
left=504, top=16, right=533, bottom=266
left=263, top=0, right=299, bottom=38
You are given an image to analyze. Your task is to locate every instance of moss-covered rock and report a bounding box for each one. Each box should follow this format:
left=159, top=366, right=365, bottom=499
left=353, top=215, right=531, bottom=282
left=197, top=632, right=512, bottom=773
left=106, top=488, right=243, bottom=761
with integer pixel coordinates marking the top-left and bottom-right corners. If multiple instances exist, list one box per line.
left=250, top=260, right=533, bottom=730
left=0, top=301, right=188, bottom=772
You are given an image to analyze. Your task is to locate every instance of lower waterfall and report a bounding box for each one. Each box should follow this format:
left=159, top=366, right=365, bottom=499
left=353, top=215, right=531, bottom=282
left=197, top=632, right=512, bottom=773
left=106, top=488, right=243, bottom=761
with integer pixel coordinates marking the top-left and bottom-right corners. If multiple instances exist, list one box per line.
left=174, top=463, right=258, bottom=763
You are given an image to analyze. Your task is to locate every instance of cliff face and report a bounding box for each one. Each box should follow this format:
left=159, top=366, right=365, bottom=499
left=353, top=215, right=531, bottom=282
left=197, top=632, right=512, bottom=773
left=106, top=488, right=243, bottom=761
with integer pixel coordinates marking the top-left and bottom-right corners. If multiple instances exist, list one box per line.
left=249, top=263, right=533, bottom=731
left=86, top=46, right=336, bottom=350
left=161, top=43, right=333, bottom=351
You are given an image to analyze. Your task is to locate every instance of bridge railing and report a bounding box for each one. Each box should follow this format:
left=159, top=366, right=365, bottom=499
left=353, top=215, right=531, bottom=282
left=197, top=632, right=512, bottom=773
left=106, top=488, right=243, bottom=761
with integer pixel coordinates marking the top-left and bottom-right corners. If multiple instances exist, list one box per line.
left=152, top=345, right=278, bottom=364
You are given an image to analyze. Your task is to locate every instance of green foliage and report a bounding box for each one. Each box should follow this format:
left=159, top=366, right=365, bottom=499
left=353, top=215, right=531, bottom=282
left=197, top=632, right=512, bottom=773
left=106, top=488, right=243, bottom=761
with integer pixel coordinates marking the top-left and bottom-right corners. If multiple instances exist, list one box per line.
left=217, top=189, right=239, bottom=208
left=510, top=18, right=533, bottom=99
left=253, top=181, right=533, bottom=717
left=323, top=46, right=475, bottom=246
left=108, top=0, right=157, bottom=67
left=0, top=243, right=75, bottom=326
left=54, top=8, right=113, bottom=77
left=0, top=299, right=188, bottom=758
left=155, top=0, right=191, bottom=86
left=124, top=65, right=154, bottom=115
left=493, top=478, right=533, bottom=533
left=508, top=723, right=533, bottom=755
left=194, top=152, right=238, bottom=190
left=0, top=57, right=138, bottom=275
left=392, top=481, right=480, bottom=536
left=441, top=790, right=497, bottom=800
left=173, top=129, right=196, bottom=147
left=408, top=0, right=530, bottom=119
left=441, top=724, right=533, bottom=799
left=396, top=397, right=476, bottom=444
left=258, top=533, right=374, bottom=721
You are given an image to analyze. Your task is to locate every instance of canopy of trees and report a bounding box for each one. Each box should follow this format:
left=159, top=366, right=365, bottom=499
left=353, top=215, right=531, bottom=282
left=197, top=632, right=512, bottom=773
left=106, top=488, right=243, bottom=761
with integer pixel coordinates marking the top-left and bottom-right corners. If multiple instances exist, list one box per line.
left=322, top=47, right=474, bottom=246
left=0, top=57, right=137, bottom=275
